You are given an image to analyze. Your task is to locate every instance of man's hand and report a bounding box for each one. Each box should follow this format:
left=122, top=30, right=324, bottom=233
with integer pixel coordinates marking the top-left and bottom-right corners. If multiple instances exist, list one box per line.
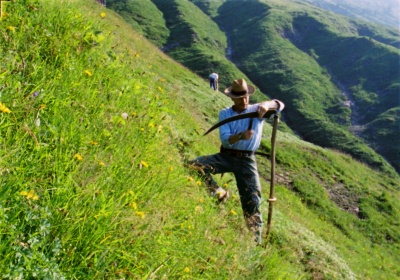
left=229, top=129, right=254, bottom=144
left=257, top=103, right=269, bottom=119
left=240, top=129, right=254, bottom=140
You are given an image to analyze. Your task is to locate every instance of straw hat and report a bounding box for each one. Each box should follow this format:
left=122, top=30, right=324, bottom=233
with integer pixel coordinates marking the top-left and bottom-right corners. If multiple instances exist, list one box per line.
left=224, top=78, right=255, bottom=98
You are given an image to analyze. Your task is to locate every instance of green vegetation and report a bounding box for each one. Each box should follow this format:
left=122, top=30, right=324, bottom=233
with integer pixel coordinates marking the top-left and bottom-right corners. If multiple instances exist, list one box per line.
left=111, top=0, right=400, bottom=175
left=213, top=0, right=400, bottom=176
left=0, top=0, right=399, bottom=279
left=107, top=0, right=169, bottom=47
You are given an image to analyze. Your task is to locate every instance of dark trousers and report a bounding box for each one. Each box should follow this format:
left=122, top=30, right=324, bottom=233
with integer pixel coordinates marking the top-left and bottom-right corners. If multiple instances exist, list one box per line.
left=188, top=153, right=263, bottom=230
left=209, top=78, right=217, bottom=90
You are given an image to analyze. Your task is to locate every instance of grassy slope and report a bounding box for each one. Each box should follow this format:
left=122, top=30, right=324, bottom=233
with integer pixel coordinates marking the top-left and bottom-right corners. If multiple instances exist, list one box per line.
left=105, top=0, right=170, bottom=47
left=211, top=0, right=399, bottom=176
left=150, top=0, right=249, bottom=90
left=279, top=6, right=400, bottom=172
left=120, top=0, right=400, bottom=175
left=0, top=0, right=399, bottom=279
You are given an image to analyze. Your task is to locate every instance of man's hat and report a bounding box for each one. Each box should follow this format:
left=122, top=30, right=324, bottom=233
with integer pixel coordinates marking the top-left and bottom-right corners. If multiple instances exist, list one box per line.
left=224, top=78, right=256, bottom=98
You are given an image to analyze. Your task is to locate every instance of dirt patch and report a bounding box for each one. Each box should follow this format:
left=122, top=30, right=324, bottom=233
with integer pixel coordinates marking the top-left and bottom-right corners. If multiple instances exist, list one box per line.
left=325, top=182, right=360, bottom=215
left=265, top=169, right=360, bottom=216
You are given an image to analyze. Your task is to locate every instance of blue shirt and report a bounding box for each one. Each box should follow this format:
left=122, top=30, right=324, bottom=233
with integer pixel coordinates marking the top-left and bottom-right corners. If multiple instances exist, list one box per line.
left=219, top=104, right=264, bottom=151
left=209, top=73, right=218, bottom=79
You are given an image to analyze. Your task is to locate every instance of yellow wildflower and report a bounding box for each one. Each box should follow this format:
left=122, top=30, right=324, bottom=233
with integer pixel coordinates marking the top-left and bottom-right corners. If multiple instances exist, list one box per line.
left=196, top=180, right=202, bottom=186
left=7, top=26, right=15, bottom=32
left=131, top=112, right=137, bottom=117
left=128, top=190, right=134, bottom=196
left=230, top=209, right=237, bottom=215
left=0, top=102, right=11, bottom=113
left=98, top=160, right=105, bottom=167
left=89, top=140, right=98, bottom=146
left=100, top=12, right=106, bottom=19
left=187, top=176, right=194, bottom=182
left=134, top=52, right=140, bottom=58
left=28, top=192, right=39, bottom=201
left=129, top=202, right=137, bottom=210
left=140, top=161, right=149, bottom=168
left=84, top=70, right=92, bottom=76
left=73, top=153, right=83, bottom=161
left=20, top=190, right=39, bottom=200
left=148, top=122, right=155, bottom=128
left=157, top=86, right=163, bottom=92
left=183, top=267, right=190, bottom=273
left=135, top=211, right=145, bottom=219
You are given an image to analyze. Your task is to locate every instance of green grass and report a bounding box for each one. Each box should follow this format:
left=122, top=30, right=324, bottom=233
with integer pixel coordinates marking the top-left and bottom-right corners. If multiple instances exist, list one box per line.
left=0, top=0, right=399, bottom=279
left=216, top=0, right=399, bottom=176
left=116, top=0, right=400, bottom=175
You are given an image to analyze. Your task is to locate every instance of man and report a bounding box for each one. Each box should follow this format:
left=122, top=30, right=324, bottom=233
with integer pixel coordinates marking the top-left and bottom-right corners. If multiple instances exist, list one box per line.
left=188, top=78, right=280, bottom=245
left=209, top=72, right=219, bottom=91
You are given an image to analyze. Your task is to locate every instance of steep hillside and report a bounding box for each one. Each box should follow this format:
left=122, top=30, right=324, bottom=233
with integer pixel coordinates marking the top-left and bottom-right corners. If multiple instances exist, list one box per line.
left=106, top=0, right=247, bottom=89
left=110, top=0, right=400, bottom=175
left=281, top=12, right=400, bottom=171
left=213, top=0, right=400, bottom=175
left=0, top=0, right=399, bottom=279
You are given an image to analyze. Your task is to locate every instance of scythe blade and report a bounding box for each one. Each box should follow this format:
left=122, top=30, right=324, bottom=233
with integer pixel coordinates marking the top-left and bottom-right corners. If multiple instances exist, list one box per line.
left=203, top=99, right=284, bottom=136
left=203, top=110, right=277, bottom=136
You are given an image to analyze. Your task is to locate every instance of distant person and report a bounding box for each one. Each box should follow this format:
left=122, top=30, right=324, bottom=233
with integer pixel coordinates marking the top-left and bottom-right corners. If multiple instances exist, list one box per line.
left=209, top=72, right=219, bottom=91
left=188, top=78, right=282, bottom=245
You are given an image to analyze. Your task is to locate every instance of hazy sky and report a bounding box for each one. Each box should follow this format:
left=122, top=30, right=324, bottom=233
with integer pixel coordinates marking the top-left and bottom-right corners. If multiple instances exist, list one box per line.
left=298, top=0, right=399, bottom=28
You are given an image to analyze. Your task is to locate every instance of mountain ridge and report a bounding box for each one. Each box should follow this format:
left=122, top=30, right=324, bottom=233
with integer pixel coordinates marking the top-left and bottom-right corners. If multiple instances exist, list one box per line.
left=293, top=0, right=400, bottom=29
left=107, top=0, right=400, bottom=175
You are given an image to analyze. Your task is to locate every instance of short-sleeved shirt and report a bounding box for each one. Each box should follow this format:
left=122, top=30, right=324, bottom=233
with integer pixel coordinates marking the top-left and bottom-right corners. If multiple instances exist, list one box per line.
left=209, top=73, right=218, bottom=80
left=219, top=104, right=264, bottom=151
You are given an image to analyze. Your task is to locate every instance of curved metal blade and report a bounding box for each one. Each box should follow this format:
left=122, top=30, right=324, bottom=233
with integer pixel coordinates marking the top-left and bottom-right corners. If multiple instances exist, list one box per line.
left=203, top=109, right=277, bottom=136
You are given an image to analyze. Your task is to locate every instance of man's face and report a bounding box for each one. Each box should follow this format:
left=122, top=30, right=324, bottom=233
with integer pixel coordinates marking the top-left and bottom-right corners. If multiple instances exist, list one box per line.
left=232, top=95, right=249, bottom=111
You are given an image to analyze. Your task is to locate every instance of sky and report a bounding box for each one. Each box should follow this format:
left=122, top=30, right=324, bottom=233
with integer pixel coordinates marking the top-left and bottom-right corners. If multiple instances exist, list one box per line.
left=298, top=0, right=400, bottom=28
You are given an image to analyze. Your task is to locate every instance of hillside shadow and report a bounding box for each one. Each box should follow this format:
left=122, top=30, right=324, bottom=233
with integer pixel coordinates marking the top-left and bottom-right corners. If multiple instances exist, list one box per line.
left=215, top=1, right=271, bottom=63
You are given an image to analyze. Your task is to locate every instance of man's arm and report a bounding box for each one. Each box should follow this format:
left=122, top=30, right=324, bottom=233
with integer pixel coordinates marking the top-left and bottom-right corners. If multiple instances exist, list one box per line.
left=210, top=99, right=285, bottom=137
left=258, top=100, right=284, bottom=116
left=228, top=100, right=276, bottom=144
left=228, top=130, right=253, bottom=144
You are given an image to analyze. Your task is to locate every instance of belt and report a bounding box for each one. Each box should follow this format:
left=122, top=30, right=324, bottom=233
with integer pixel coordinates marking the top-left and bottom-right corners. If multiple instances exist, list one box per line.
left=220, top=146, right=254, bottom=157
